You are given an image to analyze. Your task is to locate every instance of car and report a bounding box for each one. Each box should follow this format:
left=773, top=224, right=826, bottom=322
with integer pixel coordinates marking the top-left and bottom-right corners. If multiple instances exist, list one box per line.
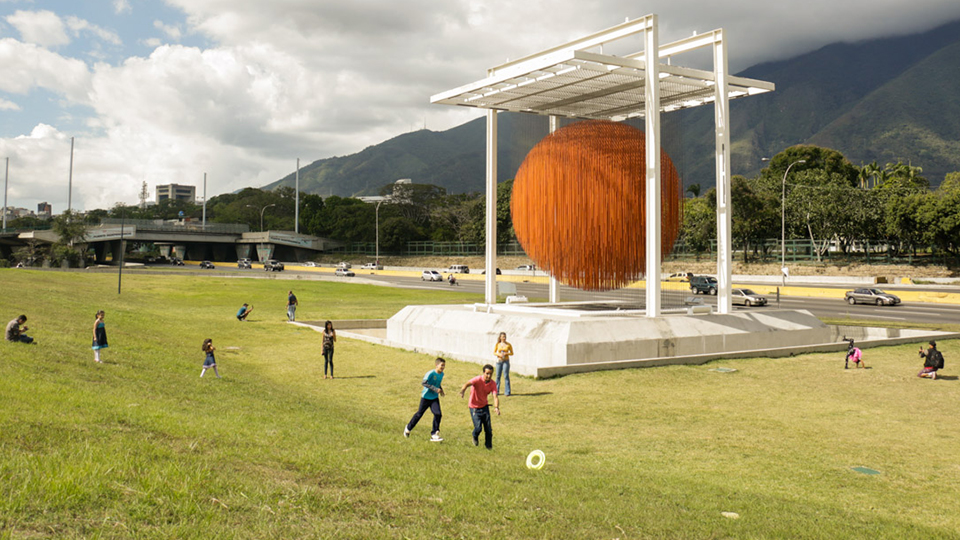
left=446, top=264, right=469, bottom=274
left=421, top=270, right=443, bottom=282
left=732, top=288, right=767, bottom=307
left=481, top=268, right=502, bottom=275
left=170, top=257, right=184, bottom=266
left=360, top=262, right=383, bottom=270
left=337, top=262, right=352, bottom=269
left=303, top=261, right=318, bottom=267
left=238, top=258, right=252, bottom=269
left=666, top=272, right=693, bottom=282
left=690, top=276, right=718, bottom=295
left=517, top=264, right=536, bottom=271
left=264, top=259, right=284, bottom=272
left=335, top=267, right=355, bottom=277
left=845, top=288, right=901, bottom=306
left=199, top=260, right=215, bottom=269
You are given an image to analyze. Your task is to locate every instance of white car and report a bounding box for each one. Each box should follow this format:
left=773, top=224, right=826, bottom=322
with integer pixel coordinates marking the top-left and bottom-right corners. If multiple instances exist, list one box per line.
left=337, top=262, right=352, bottom=269
left=303, top=261, right=318, bottom=267
left=335, top=268, right=355, bottom=277
left=360, top=262, right=383, bottom=270
left=421, top=270, right=442, bottom=281
left=517, top=264, right=536, bottom=271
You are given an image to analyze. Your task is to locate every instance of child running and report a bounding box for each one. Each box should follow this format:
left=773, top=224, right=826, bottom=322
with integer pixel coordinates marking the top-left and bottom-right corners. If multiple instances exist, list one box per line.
left=459, top=364, right=500, bottom=449
left=843, top=337, right=864, bottom=369
left=201, top=338, right=221, bottom=378
left=91, top=310, right=108, bottom=363
left=404, top=358, right=446, bottom=442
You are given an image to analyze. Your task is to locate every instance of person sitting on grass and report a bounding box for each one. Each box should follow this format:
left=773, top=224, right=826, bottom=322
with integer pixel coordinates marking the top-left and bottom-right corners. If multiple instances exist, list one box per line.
left=5, top=315, right=34, bottom=344
left=236, top=303, right=253, bottom=321
left=918, top=341, right=944, bottom=380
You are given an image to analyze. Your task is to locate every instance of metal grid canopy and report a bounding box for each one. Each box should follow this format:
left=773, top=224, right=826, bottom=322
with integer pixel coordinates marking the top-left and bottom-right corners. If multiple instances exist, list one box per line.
left=431, top=23, right=774, bottom=120
left=431, top=14, right=775, bottom=317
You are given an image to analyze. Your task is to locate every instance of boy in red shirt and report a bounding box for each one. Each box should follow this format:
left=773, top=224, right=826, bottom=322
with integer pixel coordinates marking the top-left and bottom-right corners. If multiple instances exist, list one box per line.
left=459, top=364, right=500, bottom=449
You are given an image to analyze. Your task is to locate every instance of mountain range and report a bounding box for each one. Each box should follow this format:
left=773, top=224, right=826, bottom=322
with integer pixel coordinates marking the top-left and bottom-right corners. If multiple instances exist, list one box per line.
left=266, top=19, right=960, bottom=196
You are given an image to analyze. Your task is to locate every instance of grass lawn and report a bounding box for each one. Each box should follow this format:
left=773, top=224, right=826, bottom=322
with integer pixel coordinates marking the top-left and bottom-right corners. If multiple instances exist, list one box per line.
left=1, top=269, right=958, bottom=539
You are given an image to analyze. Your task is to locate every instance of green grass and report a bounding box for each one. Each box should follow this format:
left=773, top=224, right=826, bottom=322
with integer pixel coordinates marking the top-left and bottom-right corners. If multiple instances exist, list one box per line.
left=2, top=270, right=959, bottom=539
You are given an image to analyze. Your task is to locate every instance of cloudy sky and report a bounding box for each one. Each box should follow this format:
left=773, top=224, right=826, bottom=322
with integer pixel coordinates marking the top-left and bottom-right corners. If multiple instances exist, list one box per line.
left=2, top=0, right=960, bottom=212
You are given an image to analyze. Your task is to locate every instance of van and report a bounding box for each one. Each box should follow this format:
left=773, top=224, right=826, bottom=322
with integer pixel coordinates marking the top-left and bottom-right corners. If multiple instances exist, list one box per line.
left=446, top=264, right=470, bottom=274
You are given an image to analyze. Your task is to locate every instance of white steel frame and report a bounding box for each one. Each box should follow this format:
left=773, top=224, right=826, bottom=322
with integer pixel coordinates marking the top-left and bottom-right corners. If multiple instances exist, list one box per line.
left=431, top=14, right=774, bottom=316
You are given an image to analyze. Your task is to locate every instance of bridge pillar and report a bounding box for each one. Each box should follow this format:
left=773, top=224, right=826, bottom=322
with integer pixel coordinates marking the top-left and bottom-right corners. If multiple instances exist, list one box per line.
left=173, top=245, right=186, bottom=259
left=156, top=244, right=172, bottom=258
left=110, top=240, right=125, bottom=263
left=236, top=244, right=254, bottom=261
left=93, top=242, right=108, bottom=263
left=254, top=244, right=275, bottom=261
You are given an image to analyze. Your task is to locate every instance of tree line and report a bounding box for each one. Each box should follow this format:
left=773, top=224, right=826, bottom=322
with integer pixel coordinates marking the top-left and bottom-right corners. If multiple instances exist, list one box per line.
left=5, top=143, right=959, bottom=264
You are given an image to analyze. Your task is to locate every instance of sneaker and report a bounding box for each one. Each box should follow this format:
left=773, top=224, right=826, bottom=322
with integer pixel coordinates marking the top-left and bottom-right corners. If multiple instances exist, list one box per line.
left=931, top=372, right=937, bottom=380
left=472, top=436, right=479, bottom=447
left=403, top=427, right=410, bottom=438
left=430, top=432, right=443, bottom=442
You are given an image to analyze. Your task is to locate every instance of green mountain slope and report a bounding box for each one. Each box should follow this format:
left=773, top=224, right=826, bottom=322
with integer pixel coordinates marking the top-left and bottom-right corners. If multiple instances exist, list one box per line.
left=267, top=20, right=960, bottom=196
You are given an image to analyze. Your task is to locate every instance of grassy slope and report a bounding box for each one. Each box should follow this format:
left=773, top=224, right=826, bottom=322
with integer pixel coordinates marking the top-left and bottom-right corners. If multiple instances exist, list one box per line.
left=1, top=270, right=959, bottom=539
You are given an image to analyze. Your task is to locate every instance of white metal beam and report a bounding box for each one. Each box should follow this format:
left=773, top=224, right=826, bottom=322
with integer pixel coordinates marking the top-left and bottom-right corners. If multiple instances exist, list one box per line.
left=713, top=31, right=733, bottom=314
left=485, top=109, right=498, bottom=304
left=644, top=15, right=662, bottom=318
left=548, top=115, right=561, bottom=304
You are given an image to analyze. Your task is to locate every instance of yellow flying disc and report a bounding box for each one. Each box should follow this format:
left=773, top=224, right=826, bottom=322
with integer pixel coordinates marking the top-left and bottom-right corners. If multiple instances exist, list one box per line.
left=526, top=450, right=545, bottom=470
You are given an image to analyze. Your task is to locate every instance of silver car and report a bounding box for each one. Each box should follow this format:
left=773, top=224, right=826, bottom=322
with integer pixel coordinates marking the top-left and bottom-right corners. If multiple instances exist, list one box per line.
left=732, top=288, right=767, bottom=307
left=845, top=288, right=900, bottom=306
left=421, top=270, right=442, bottom=282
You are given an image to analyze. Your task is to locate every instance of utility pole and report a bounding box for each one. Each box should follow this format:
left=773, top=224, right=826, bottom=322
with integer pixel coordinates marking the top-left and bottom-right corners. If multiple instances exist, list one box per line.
left=295, top=158, right=300, bottom=234
left=67, top=137, right=74, bottom=215
left=2, top=157, right=8, bottom=230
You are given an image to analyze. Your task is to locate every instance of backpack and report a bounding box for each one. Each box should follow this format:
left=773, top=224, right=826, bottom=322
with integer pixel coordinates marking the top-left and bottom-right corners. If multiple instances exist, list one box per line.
left=933, top=350, right=945, bottom=370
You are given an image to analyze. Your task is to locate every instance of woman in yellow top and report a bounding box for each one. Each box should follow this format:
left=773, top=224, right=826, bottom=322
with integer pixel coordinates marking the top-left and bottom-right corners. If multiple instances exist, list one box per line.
left=494, top=332, right=514, bottom=396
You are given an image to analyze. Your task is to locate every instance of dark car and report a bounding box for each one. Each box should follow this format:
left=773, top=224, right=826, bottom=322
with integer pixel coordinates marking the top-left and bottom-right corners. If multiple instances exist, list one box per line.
left=845, top=288, right=900, bottom=306
left=690, top=276, right=718, bottom=295
left=264, top=259, right=284, bottom=272
left=170, top=257, right=184, bottom=266
left=481, top=268, right=502, bottom=275
left=199, top=260, right=215, bottom=269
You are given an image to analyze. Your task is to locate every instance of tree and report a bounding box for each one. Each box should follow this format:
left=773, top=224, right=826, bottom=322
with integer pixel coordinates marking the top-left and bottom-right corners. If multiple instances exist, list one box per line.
left=679, top=192, right=715, bottom=258
left=51, top=210, right=88, bottom=266
left=685, top=183, right=701, bottom=198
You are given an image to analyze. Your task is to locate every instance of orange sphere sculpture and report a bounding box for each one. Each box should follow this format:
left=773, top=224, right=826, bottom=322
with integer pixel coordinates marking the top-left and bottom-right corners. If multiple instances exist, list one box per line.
left=511, top=120, right=682, bottom=291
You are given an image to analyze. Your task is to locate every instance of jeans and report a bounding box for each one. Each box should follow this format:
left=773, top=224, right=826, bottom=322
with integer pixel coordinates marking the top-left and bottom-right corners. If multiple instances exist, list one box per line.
left=287, top=305, right=296, bottom=321
left=470, top=406, right=493, bottom=449
left=407, top=398, right=442, bottom=434
left=14, top=334, right=33, bottom=344
left=495, top=361, right=511, bottom=395
left=323, top=348, right=334, bottom=376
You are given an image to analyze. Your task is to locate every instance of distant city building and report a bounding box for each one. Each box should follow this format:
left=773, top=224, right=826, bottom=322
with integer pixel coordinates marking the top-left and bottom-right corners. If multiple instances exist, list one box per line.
left=2, top=207, right=35, bottom=220
left=37, top=202, right=52, bottom=218
left=156, top=184, right=196, bottom=203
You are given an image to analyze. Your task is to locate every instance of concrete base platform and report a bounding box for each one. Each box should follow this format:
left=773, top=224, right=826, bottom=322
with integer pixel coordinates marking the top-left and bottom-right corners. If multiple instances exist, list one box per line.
left=378, top=303, right=957, bottom=378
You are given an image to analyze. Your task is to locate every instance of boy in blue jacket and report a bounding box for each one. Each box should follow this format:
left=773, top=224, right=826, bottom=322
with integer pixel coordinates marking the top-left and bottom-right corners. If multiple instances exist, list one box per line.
left=404, top=358, right=446, bottom=442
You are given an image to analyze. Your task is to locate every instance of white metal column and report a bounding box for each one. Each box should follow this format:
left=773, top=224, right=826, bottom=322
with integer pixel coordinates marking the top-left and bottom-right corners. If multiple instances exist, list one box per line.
left=485, top=109, right=498, bottom=304
left=644, top=15, right=662, bottom=318
left=548, top=115, right=561, bottom=303
left=713, top=31, right=733, bottom=314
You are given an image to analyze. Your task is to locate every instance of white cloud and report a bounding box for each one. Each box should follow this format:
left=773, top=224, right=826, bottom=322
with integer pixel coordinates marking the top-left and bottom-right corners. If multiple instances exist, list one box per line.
left=6, top=9, right=69, bottom=47
left=66, top=16, right=122, bottom=46
left=113, top=0, right=131, bottom=15
left=0, top=38, right=92, bottom=102
left=153, top=19, right=182, bottom=40
left=5, top=0, right=960, bottom=212
left=0, top=98, right=19, bottom=110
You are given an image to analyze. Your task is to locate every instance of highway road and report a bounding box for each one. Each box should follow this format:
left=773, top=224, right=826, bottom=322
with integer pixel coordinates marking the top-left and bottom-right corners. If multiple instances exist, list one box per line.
left=136, top=264, right=960, bottom=326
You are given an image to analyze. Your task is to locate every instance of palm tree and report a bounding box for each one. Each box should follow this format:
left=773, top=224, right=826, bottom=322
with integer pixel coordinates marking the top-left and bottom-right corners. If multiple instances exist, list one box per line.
left=685, top=183, right=701, bottom=198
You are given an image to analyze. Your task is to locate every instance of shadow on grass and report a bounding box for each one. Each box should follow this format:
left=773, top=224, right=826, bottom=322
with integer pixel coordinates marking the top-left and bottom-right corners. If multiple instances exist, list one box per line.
left=935, top=375, right=958, bottom=381
left=328, top=375, right=376, bottom=379
left=503, top=392, right=552, bottom=397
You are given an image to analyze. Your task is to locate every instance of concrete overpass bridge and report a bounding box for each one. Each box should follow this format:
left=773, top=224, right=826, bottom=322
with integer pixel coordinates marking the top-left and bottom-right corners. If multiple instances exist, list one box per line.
left=1, top=219, right=341, bottom=263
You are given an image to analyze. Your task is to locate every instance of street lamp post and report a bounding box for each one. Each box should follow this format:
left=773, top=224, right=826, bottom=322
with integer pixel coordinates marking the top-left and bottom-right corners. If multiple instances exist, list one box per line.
left=376, top=199, right=383, bottom=266
left=246, top=203, right=276, bottom=262
left=762, top=158, right=806, bottom=290
left=245, top=203, right=276, bottom=232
